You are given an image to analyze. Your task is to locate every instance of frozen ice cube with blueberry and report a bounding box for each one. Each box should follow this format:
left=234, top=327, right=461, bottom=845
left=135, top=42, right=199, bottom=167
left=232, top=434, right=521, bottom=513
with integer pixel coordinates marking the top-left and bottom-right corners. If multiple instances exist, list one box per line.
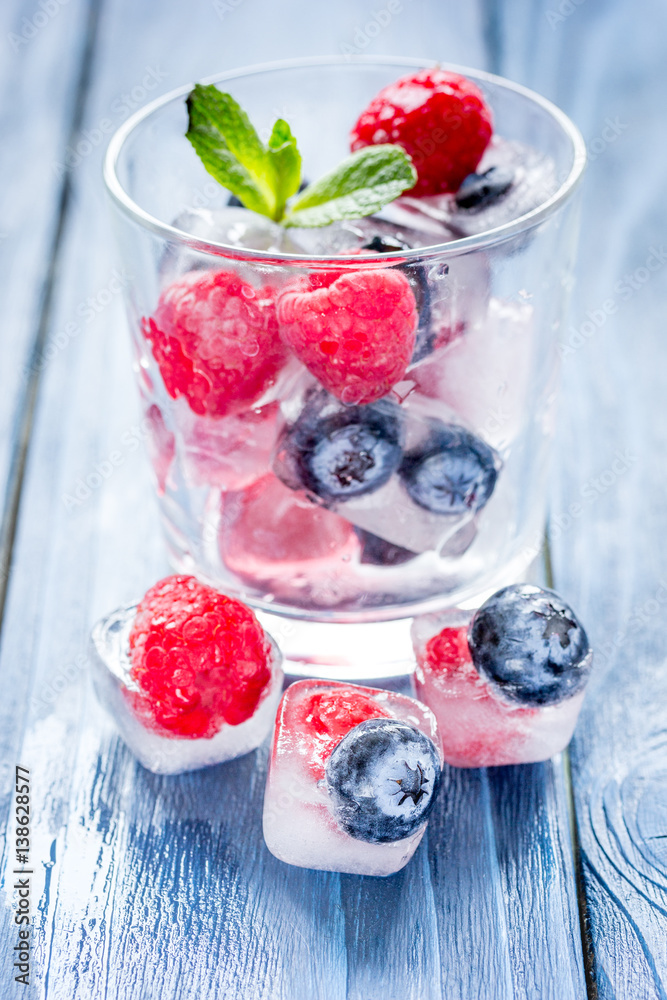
left=90, top=575, right=284, bottom=774
left=273, top=388, right=501, bottom=555
left=262, top=679, right=442, bottom=875
left=394, top=138, right=559, bottom=240
left=411, top=583, right=592, bottom=767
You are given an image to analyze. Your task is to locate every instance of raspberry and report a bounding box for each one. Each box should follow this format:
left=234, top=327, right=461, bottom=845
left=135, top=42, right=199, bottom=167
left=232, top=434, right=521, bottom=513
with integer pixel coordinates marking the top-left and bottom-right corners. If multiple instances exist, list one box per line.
left=128, top=574, right=272, bottom=738
left=293, top=686, right=392, bottom=778
left=425, top=625, right=475, bottom=679
left=143, top=270, right=288, bottom=418
left=350, top=69, right=493, bottom=197
left=277, top=269, right=417, bottom=405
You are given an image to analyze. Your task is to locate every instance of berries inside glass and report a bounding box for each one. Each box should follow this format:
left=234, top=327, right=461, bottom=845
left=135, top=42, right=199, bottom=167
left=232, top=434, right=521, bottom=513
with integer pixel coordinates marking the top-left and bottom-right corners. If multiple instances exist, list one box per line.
left=105, top=58, right=585, bottom=673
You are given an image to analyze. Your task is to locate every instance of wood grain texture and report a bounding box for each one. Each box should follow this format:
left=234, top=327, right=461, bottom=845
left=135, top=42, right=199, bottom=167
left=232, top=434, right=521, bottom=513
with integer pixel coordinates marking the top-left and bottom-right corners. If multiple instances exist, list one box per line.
left=0, top=0, right=94, bottom=569
left=0, top=1, right=591, bottom=997
left=491, top=0, right=667, bottom=996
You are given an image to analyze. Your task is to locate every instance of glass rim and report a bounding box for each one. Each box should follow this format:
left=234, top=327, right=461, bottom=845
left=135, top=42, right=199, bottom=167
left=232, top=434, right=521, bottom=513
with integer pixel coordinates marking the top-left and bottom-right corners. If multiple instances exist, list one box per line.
left=103, top=54, right=587, bottom=264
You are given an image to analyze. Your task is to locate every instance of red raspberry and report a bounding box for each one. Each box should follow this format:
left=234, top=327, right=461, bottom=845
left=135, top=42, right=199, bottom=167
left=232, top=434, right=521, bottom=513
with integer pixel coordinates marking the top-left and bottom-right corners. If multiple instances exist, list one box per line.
left=424, top=625, right=477, bottom=681
left=128, top=574, right=272, bottom=739
left=292, top=685, right=392, bottom=778
left=350, top=69, right=493, bottom=197
left=142, top=270, right=288, bottom=418
left=277, top=269, right=417, bottom=405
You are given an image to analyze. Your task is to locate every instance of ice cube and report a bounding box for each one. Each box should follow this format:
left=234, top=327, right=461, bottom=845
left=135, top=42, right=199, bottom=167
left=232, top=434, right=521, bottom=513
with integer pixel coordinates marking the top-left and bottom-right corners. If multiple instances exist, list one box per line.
left=412, top=297, right=534, bottom=451
left=90, top=602, right=283, bottom=775
left=173, top=399, right=280, bottom=491
left=160, top=207, right=309, bottom=281
left=411, top=606, right=589, bottom=767
left=262, top=679, right=442, bottom=875
left=273, top=388, right=500, bottom=556
left=219, top=474, right=362, bottom=608
left=395, top=137, right=559, bottom=240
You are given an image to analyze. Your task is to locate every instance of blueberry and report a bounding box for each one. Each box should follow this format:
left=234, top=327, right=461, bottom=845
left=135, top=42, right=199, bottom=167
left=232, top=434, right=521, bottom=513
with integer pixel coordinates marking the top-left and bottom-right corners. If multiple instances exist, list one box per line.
left=455, top=167, right=514, bottom=211
left=356, top=528, right=418, bottom=566
left=468, top=584, right=592, bottom=706
left=399, top=424, right=500, bottom=516
left=325, top=718, right=441, bottom=844
left=278, top=392, right=403, bottom=502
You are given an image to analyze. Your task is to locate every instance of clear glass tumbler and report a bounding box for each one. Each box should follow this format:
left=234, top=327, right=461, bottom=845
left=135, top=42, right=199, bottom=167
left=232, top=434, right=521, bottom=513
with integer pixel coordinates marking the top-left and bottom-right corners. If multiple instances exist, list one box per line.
left=103, top=56, right=585, bottom=678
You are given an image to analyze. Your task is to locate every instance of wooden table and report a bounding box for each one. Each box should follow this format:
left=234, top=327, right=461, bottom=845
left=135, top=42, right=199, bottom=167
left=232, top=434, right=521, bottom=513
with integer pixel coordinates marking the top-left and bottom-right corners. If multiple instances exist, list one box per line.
left=1, top=1, right=665, bottom=996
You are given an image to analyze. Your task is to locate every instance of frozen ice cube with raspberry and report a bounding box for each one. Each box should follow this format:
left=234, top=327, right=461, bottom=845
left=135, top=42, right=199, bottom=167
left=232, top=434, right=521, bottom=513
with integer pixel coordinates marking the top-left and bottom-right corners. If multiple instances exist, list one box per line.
left=142, top=268, right=289, bottom=419
left=219, top=474, right=361, bottom=609
left=276, top=267, right=418, bottom=405
left=90, top=574, right=283, bottom=774
left=262, top=679, right=442, bottom=875
left=411, top=584, right=592, bottom=767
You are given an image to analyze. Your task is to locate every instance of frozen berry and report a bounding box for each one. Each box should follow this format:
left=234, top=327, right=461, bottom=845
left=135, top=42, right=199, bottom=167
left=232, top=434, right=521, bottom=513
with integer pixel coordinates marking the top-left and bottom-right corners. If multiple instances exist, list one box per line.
left=275, top=391, right=403, bottom=502
left=276, top=269, right=417, bottom=405
left=143, top=270, right=288, bottom=418
left=400, top=423, right=500, bottom=515
left=219, top=474, right=360, bottom=607
left=350, top=69, right=493, bottom=197
left=325, top=718, right=441, bottom=843
left=455, top=166, right=514, bottom=210
left=128, top=574, right=272, bottom=738
left=469, top=584, right=591, bottom=706
left=293, top=686, right=392, bottom=779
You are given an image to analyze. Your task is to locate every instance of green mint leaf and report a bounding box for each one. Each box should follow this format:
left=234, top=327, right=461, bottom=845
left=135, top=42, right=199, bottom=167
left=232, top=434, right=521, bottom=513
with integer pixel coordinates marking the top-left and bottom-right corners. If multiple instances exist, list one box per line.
left=186, top=84, right=277, bottom=218
left=282, top=145, right=416, bottom=228
left=266, top=119, right=302, bottom=221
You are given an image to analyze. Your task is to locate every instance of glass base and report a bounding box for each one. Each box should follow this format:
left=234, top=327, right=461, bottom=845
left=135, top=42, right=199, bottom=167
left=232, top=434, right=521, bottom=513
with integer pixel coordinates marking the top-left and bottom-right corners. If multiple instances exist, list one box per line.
left=168, top=534, right=545, bottom=680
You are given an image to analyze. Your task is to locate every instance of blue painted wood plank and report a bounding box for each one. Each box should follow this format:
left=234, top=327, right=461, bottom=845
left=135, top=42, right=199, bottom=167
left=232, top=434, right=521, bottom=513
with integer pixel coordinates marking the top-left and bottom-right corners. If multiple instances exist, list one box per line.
left=492, top=0, right=667, bottom=995
left=0, top=1, right=587, bottom=997
left=0, top=0, right=94, bottom=560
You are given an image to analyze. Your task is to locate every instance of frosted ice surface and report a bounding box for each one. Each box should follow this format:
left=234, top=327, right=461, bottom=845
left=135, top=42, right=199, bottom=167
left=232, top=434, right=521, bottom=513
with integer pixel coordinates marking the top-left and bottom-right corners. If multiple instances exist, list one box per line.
left=90, top=603, right=283, bottom=775
left=411, top=297, right=534, bottom=452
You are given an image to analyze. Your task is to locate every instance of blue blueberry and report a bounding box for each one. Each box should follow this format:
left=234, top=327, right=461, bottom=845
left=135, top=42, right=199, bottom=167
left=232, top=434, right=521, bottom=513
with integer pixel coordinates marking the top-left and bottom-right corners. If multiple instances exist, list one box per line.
left=325, top=718, right=441, bottom=844
left=455, top=167, right=515, bottom=211
left=356, top=529, right=418, bottom=566
left=468, top=584, right=592, bottom=706
left=278, top=392, right=403, bottom=502
left=399, top=424, right=500, bottom=516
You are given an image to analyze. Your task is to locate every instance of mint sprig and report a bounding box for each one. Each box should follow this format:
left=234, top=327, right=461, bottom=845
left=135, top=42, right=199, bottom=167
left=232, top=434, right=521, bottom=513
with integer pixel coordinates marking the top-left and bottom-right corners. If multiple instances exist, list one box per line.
left=186, top=83, right=416, bottom=228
